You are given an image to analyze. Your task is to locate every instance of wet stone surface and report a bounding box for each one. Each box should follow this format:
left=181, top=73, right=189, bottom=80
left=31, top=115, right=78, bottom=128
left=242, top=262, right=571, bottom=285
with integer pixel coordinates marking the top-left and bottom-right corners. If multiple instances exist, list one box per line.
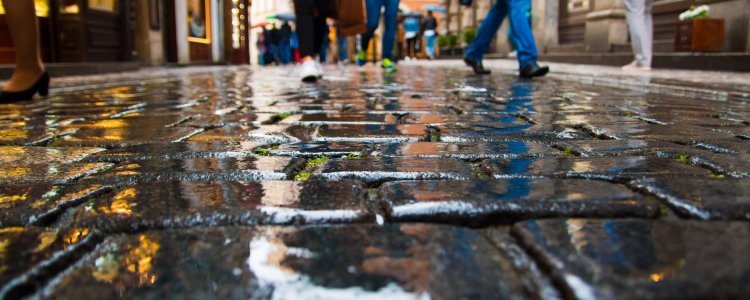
left=78, top=156, right=303, bottom=184
left=40, top=225, right=554, bottom=300
left=66, top=180, right=369, bottom=231
left=0, top=65, right=748, bottom=298
left=629, top=177, right=750, bottom=220
left=481, top=156, right=712, bottom=182
left=319, top=157, right=473, bottom=183
left=379, top=179, right=657, bottom=225
left=513, top=219, right=750, bottom=299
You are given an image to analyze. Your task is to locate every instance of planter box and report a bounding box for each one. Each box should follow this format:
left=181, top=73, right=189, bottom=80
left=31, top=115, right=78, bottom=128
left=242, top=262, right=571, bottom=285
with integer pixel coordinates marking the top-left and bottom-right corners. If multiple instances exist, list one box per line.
left=675, top=19, right=725, bottom=52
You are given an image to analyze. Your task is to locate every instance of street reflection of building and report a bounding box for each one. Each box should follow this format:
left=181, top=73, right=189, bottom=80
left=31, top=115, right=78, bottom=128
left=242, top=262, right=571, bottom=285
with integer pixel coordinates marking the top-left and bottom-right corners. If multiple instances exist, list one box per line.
left=442, top=0, right=749, bottom=70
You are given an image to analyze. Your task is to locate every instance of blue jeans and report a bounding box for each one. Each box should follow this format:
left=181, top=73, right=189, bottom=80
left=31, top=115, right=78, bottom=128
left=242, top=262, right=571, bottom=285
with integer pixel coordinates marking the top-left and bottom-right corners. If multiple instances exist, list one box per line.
left=361, top=0, right=399, bottom=60
left=338, top=36, right=349, bottom=61
left=425, top=34, right=436, bottom=58
left=278, top=42, right=291, bottom=64
left=465, top=0, right=537, bottom=68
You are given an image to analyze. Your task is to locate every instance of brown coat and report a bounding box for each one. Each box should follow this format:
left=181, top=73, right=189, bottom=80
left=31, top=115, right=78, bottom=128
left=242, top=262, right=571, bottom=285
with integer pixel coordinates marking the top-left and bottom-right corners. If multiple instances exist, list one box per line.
left=327, top=0, right=367, bottom=36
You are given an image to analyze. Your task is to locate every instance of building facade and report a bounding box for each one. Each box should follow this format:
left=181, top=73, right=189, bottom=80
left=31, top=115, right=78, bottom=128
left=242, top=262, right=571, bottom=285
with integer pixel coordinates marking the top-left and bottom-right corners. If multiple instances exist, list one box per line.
left=443, top=0, right=750, bottom=65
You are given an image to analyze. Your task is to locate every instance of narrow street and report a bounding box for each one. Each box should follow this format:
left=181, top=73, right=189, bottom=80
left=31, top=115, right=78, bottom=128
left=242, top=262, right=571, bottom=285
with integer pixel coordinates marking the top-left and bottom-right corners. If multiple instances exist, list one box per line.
left=1, top=61, right=749, bottom=299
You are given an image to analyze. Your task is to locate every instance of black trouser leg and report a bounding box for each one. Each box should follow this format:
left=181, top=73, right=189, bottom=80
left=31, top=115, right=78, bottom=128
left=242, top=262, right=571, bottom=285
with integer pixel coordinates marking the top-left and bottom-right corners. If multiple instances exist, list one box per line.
left=294, top=0, right=328, bottom=58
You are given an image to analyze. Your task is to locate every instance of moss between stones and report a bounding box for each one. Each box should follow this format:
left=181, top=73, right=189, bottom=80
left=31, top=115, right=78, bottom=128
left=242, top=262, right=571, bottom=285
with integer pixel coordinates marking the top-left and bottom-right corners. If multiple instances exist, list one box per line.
left=294, top=156, right=330, bottom=181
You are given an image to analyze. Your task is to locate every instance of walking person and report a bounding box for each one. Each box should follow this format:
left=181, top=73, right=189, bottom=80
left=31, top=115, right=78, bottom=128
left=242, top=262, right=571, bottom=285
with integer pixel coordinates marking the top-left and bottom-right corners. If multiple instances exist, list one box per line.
left=0, top=0, right=49, bottom=102
left=463, top=0, right=548, bottom=78
left=622, top=0, right=653, bottom=71
left=294, top=0, right=329, bottom=81
left=423, top=11, right=438, bottom=60
left=268, top=23, right=281, bottom=65
left=403, top=16, right=420, bottom=60
left=278, top=21, right=293, bottom=65
left=356, top=0, right=400, bottom=72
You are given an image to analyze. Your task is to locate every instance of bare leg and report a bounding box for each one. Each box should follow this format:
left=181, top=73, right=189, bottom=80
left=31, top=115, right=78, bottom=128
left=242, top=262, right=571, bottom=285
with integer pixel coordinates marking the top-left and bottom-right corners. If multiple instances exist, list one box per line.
left=2, top=0, right=45, bottom=92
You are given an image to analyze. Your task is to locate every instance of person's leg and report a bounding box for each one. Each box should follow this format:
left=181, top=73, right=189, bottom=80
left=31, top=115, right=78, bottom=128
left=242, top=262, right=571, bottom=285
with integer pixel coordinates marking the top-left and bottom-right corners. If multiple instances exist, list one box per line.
left=2, top=0, right=45, bottom=92
left=624, top=0, right=649, bottom=67
left=465, top=1, right=506, bottom=61
left=360, top=0, right=383, bottom=56
left=380, top=0, right=399, bottom=60
left=643, top=0, right=653, bottom=67
left=294, top=0, right=317, bottom=59
left=425, top=35, right=435, bottom=58
left=507, top=0, right=538, bottom=68
left=338, top=36, right=349, bottom=61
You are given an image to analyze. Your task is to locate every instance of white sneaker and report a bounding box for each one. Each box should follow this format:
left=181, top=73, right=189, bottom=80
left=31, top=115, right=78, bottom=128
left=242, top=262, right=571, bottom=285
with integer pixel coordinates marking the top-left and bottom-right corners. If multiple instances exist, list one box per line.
left=508, top=50, right=517, bottom=58
left=300, top=60, right=321, bottom=82
left=622, top=61, right=651, bottom=72
left=315, top=61, right=324, bottom=79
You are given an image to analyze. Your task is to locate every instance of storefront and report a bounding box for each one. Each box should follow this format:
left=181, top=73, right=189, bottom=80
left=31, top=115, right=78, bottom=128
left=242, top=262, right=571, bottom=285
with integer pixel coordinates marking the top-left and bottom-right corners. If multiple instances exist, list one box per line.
left=0, top=0, right=136, bottom=64
left=164, top=0, right=250, bottom=65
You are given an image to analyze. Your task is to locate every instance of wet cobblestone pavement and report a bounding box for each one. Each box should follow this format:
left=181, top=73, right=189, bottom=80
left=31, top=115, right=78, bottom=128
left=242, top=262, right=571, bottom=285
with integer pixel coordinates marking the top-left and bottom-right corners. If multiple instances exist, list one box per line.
left=1, top=64, right=749, bottom=299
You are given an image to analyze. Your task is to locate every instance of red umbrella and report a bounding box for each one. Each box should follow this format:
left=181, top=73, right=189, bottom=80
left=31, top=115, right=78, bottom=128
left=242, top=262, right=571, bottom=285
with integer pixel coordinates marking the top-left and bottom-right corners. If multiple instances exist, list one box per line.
left=251, top=21, right=270, bottom=28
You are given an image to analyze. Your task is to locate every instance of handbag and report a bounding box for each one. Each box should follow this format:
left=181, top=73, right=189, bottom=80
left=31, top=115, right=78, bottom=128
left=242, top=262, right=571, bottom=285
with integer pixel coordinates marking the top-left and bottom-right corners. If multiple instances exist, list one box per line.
left=328, top=0, right=367, bottom=36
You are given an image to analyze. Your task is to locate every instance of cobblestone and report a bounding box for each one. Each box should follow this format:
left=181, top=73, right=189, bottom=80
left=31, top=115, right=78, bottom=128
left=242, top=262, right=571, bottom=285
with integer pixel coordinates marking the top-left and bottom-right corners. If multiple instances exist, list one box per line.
left=0, top=63, right=748, bottom=298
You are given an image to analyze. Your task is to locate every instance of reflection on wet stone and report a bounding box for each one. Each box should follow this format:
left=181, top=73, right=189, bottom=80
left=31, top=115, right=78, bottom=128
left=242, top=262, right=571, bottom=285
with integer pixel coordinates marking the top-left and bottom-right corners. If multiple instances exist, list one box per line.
left=41, top=225, right=551, bottom=299
left=380, top=179, right=658, bottom=225
left=0, top=64, right=748, bottom=298
left=513, top=219, right=750, bottom=299
left=69, top=180, right=369, bottom=231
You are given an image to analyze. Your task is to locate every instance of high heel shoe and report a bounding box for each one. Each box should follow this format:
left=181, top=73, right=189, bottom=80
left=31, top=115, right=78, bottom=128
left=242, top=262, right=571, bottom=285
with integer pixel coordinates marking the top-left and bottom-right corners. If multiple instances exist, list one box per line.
left=0, top=72, right=50, bottom=103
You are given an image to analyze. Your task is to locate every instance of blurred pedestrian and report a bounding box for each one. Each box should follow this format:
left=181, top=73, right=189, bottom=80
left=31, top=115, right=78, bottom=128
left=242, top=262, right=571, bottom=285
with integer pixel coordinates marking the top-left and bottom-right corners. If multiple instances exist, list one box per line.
left=0, top=0, right=49, bottom=102
left=404, top=16, right=420, bottom=60
left=463, top=0, right=549, bottom=78
left=268, top=23, right=281, bottom=65
left=294, top=0, right=329, bottom=81
left=423, top=11, right=438, bottom=60
left=278, top=21, right=293, bottom=65
left=623, top=0, right=653, bottom=71
left=357, top=0, right=400, bottom=72
left=335, top=25, right=349, bottom=64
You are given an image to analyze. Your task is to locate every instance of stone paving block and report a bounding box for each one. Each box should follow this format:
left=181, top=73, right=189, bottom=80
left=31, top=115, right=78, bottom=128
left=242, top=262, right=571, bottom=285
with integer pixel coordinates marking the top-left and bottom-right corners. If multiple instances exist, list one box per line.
left=185, top=111, right=278, bottom=127
left=187, top=125, right=258, bottom=143
left=513, top=219, right=750, bottom=300
left=247, top=125, right=315, bottom=144
left=80, top=157, right=303, bottom=184
left=315, top=124, right=428, bottom=143
left=0, top=184, right=111, bottom=226
left=320, top=157, right=473, bottom=183
left=482, top=156, right=712, bottom=181
left=401, top=114, right=519, bottom=125
left=629, top=177, right=750, bottom=220
left=84, top=141, right=260, bottom=162
left=0, top=162, right=113, bottom=185
left=0, top=127, right=65, bottom=146
left=550, top=114, right=641, bottom=126
left=376, top=141, right=560, bottom=160
left=437, top=124, right=589, bottom=142
left=379, top=179, right=657, bottom=225
left=557, top=140, right=694, bottom=157
left=272, top=142, right=374, bottom=158
left=50, top=118, right=201, bottom=147
left=68, top=180, right=369, bottom=231
left=281, top=113, right=397, bottom=125
left=39, top=224, right=553, bottom=299
left=699, top=152, right=750, bottom=177
left=0, top=227, right=100, bottom=299
left=0, top=146, right=105, bottom=164
left=580, top=124, right=737, bottom=142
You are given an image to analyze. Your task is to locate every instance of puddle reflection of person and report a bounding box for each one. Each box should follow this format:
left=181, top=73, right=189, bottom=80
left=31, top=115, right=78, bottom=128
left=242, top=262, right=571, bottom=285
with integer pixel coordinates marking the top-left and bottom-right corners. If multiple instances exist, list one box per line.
left=0, top=0, right=49, bottom=102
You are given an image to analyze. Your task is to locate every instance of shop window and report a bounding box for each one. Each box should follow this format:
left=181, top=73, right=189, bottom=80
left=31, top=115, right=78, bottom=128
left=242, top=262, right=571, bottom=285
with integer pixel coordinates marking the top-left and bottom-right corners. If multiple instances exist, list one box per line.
left=89, top=0, right=117, bottom=12
left=60, top=0, right=80, bottom=14
left=0, top=0, right=50, bottom=17
left=187, top=0, right=212, bottom=44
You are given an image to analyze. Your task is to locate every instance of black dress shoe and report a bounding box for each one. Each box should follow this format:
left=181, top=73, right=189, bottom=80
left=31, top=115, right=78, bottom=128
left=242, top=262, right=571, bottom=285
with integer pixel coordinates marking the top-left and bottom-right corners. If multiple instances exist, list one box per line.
left=464, top=57, right=491, bottom=75
left=519, top=62, right=549, bottom=78
left=0, top=72, right=50, bottom=103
